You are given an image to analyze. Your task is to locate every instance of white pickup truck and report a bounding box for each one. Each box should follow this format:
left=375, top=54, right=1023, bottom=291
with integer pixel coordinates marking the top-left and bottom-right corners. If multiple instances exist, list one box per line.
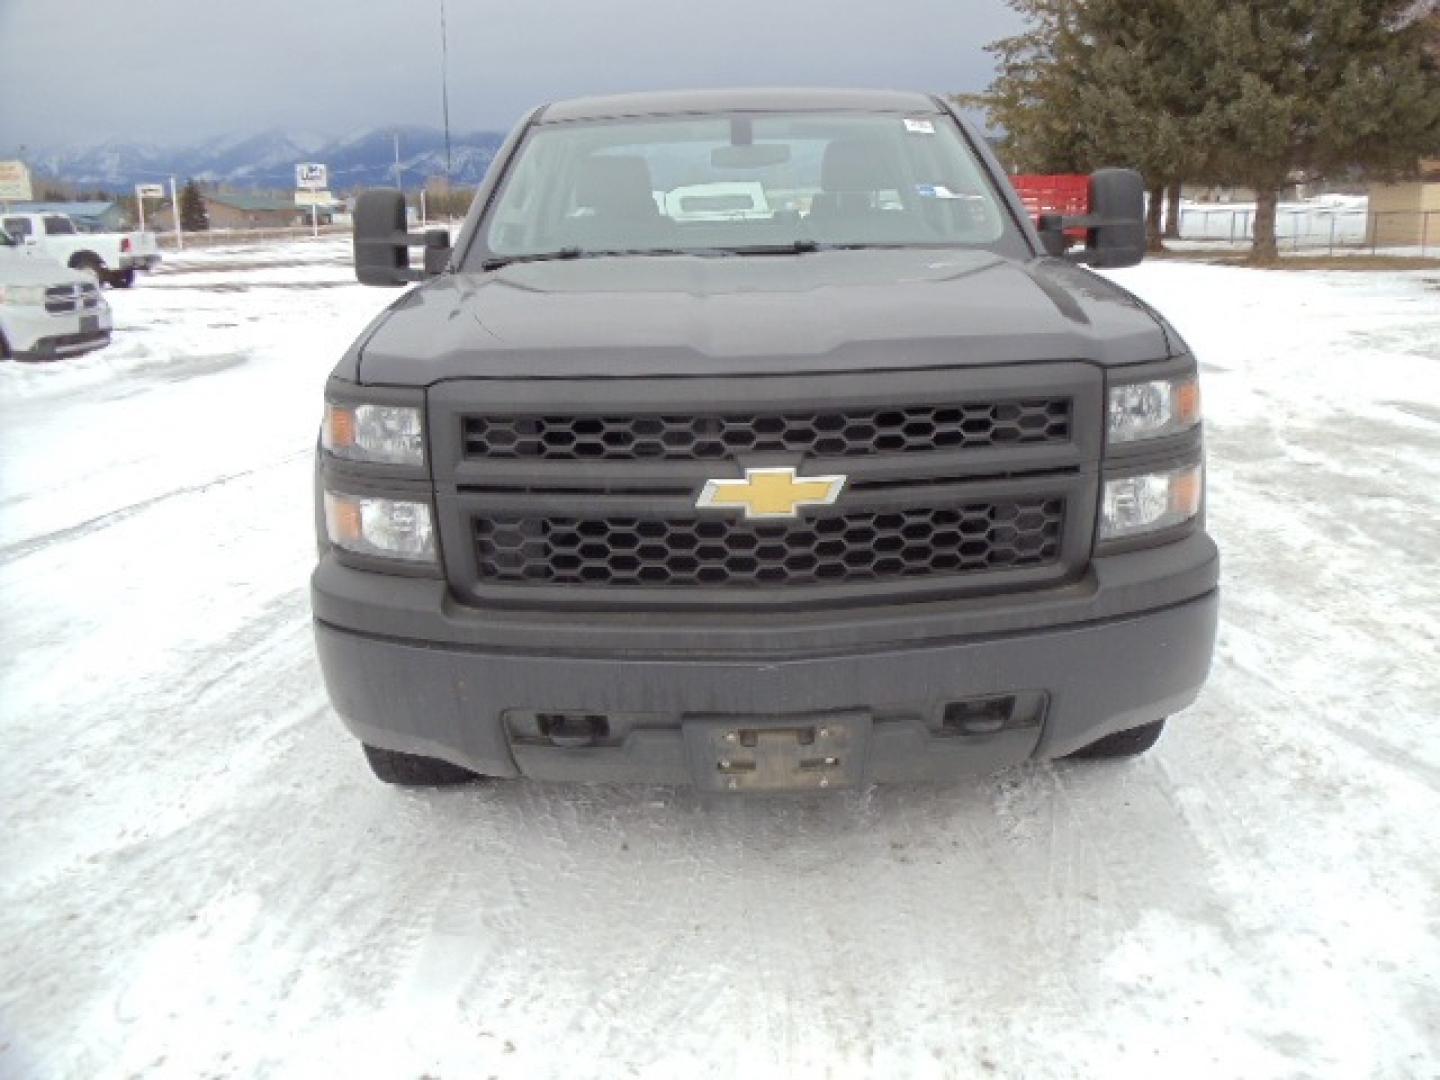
left=0, top=211, right=160, bottom=288
left=0, top=229, right=113, bottom=361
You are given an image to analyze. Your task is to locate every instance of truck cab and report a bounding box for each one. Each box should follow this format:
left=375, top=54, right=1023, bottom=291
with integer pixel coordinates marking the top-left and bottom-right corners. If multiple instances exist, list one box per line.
left=0, top=212, right=161, bottom=288
left=313, top=89, right=1218, bottom=792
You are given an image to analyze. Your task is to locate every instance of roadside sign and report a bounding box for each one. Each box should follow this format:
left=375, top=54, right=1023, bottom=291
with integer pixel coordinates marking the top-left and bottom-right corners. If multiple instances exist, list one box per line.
left=296, top=163, right=328, bottom=190
left=0, top=161, right=33, bottom=201
left=296, top=166, right=329, bottom=238
left=134, top=183, right=165, bottom=232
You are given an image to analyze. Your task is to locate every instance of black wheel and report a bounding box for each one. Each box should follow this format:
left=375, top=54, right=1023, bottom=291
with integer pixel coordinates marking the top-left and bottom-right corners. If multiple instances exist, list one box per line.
left=0, top=332, right=36, bottom=362
left=69, top=253, right=103, bottom=282
left=105, top=268, right=136, bottom=288
left=1065, top=719, right=1167, bottom=760
left=362, top=743, right=478, bottom=786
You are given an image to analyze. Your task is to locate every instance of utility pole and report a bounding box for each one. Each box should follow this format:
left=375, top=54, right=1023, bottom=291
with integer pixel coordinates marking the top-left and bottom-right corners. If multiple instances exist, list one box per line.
left=440, top=0, right=452, bottom=183
left=170, top=175, right=184, bottom=251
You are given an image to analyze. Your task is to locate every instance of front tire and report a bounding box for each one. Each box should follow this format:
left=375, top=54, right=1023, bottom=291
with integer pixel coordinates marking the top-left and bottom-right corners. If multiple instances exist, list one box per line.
left=0, top=330, right=40, bottom=363
left=1065, top=719, right=1166, bottom=760
left=104, top=268, right=136, bottom=288
left=362, top=743, right=479, bottom=786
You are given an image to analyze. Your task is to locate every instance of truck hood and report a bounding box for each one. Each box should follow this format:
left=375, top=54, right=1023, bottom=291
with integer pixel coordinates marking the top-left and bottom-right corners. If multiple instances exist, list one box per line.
left=356, top=249, right=1176, bottom=384
left=0, top=253, right=89, bottom=287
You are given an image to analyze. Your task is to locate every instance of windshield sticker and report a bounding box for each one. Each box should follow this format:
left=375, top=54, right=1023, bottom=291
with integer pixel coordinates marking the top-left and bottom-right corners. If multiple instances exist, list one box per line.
left=916, top=183, right=964, bottom=199
left=903, top=118, right=936, bottom=135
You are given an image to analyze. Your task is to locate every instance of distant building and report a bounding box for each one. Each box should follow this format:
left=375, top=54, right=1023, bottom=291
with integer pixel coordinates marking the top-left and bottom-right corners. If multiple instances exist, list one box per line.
left=6, top=201, right=129, bottom=232
left=145, top=192, right=309, bottom=232
left=1367, top=159, right=1440, bottom=247
left=205, top=193, right=307, bottom=229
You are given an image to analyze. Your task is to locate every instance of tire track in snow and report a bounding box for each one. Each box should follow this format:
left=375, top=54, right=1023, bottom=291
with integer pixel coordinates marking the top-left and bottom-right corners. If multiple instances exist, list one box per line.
left=0, top=449, right=308, bottom=567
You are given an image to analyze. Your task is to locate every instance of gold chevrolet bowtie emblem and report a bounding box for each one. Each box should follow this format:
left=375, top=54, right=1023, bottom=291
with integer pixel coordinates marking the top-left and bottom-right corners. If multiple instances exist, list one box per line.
left=695, top=467, right=847, bottom=520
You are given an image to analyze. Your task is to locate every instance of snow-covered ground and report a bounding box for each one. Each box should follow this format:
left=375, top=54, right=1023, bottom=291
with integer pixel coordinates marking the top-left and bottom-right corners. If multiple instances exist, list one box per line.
left=1, top=241, right=1438, bottom=1079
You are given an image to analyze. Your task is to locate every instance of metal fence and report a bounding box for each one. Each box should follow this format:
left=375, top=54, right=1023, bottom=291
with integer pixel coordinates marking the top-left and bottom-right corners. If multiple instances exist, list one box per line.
left=150, top=210, right=1438, bottom=257
left=1176, top=207, right=1439, bottom=256
left=154, top=224, right=351, bottom=250
left=152, top=219, right=464, bottom=252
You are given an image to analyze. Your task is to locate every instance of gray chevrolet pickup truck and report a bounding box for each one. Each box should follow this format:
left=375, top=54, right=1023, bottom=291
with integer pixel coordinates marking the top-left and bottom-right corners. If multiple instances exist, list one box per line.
left=313, top=88, right=1218, bottom=792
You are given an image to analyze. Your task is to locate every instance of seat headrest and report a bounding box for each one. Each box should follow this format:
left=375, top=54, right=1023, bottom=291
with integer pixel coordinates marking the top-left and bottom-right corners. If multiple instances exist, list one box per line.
left=821, top=139, right=903, bottom=194
left=576, top=155, right=657, bottom=216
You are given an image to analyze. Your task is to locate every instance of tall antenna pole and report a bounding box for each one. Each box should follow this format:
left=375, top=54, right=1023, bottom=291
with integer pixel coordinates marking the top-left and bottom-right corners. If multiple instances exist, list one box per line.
left=439, top=0, right=452, bottom=183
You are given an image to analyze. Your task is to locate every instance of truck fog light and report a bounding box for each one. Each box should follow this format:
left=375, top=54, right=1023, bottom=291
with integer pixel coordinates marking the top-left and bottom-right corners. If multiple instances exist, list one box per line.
left=1100, top=462, right=1202, bottom=541
left=324, top=491, right=436, bottom=561
left=322, top=403, right=425, bottom=466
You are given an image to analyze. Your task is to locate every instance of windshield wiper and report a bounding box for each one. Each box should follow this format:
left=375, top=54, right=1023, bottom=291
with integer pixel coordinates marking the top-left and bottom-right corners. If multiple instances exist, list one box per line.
left=580, top=248, right=690, bottom=258
left=830, top=242, right=924, bottom=250
left=480, top=247, right=584, bottom=271
left=707, top=240, right=822, bottom=256
left=482, top=241, right=933, bottom=270
left=481, top=247, right=697, bottom=270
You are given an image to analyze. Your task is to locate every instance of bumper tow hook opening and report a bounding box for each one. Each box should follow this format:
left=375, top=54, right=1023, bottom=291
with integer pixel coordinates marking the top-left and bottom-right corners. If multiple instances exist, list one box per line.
left=942, top=695, right=1020, bottom=736
left=539, top=713, right=610, bottom=748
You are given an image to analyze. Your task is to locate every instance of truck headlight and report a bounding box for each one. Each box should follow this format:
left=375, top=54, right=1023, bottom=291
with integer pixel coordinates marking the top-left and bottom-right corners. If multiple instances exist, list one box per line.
left=1107, top=373, right=1200, bottom=444
left=322, top=403, right=425, bottom=466
left=1099, top=462, right=1202, bottom=541
left=324, top=491, right=436, bottom=561
left=0, top=285, right=46, bottom=306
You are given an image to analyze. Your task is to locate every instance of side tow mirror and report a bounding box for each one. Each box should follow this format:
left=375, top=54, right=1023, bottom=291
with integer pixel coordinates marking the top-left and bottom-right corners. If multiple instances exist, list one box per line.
left=1081, top=168, right=1145, bottom=268
left=353, top=189, right=451, bottom=286
left=1036, top=213, right=1068, bottom=257
left=420, top=228, right=450, bottom=275
left=1035, top=168, right=1146, bottom=269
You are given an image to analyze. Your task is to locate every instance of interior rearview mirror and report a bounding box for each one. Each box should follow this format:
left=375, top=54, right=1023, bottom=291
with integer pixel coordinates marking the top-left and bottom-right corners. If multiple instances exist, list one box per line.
left=353, top=189, right=451, bottom=286
left=711, top=144, right=792, bottom=169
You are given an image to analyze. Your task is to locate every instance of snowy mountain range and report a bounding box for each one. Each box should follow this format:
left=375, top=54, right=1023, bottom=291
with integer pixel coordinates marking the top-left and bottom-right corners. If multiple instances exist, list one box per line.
left=27, top=126, right=506, bottom=193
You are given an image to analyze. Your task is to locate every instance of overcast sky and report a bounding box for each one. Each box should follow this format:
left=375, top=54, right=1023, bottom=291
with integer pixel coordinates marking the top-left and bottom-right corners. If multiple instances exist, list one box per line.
left=0, top=0, right=1022, bottom=150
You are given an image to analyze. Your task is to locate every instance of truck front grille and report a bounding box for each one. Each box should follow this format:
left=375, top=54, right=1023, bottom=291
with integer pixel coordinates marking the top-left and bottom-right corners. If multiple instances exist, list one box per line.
left=44, top=284, right=101, bottom=314
left=462, top=399, right=1070, bottom=461
left=473, top=498, right=1064, bottom=588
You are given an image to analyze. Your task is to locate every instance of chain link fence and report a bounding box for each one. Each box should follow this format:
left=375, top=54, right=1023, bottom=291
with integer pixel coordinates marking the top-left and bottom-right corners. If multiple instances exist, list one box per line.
left=1176, top=206, right=1438, bottom=256
left=149, top=208, right=1438, bottom=258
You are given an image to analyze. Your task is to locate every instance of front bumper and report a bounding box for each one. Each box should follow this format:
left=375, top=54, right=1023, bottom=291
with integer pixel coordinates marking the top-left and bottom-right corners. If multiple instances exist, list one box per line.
left=1, top=305, right=112, bottom=357
left=312, top=532, right=1219, bottom=786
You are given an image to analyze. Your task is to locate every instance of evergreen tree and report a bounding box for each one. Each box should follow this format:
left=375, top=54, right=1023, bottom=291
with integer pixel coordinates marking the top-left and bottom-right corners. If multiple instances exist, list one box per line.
left=962, top=0, right=1214, bottom=252
left=959, top=0, right=1092, bottom=173
left=1198, top=0, right=1440, bottom=260
left=965, top=0, right=1440, bottom=262
left=179, top=178, right=209, bottom=232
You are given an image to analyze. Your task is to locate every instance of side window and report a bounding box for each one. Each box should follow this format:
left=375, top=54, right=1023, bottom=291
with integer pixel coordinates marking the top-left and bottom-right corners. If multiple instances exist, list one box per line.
left=44, top=216, right=77, bottom=236
left=4, top=217, right=32, bottom=238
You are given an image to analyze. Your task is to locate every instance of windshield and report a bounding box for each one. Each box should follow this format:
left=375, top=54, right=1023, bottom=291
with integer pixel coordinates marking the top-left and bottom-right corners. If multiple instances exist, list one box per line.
left=474, top=111, right=1024, bottom=264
